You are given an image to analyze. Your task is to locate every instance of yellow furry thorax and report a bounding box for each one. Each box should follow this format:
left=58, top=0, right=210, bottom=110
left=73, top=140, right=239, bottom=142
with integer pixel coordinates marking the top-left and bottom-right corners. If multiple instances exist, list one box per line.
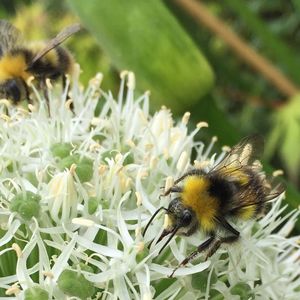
left=181, top=176, right=219, bottom=232
left=0, top=54, right=30, bottom=81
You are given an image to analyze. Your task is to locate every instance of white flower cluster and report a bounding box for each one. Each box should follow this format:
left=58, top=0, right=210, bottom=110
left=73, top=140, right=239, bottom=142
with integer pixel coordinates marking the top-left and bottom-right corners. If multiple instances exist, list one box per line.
left=0, top=67, right=299, bottom=299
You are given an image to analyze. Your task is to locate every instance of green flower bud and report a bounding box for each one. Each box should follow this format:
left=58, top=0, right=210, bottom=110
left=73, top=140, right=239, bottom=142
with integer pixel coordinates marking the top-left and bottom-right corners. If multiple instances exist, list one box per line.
left=19, top=201, right=40, bottom=220
left=230, top=282, right=254, bottom=300
left=75, top=161, right=93, bottom=183
left=58, top=155, right=93, bottom=183
left=10, top=191, right=41, bottom=220
left=51, top=142, right=73, bottom=159
left=58, top=269, right=95, bottom=299
left=58, top=155, right=78, bottom=170
left=24, top=286, right=49, bottom=300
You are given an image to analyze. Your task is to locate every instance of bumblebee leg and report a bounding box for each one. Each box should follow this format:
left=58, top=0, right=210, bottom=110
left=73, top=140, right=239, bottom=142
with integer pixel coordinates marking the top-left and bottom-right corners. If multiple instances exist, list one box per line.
left=205, top=235, right=239, bottom=260
left=164, top=169, right=204, bottom=196
left=204, top=218, right=240, bottom=260
left=217, top=216, right=240, bottom=237
left=169, top=235, right=215, bottom=277
left=162, top=185, right=182, bottom=197
left=20, top=79, right=33, bottom=105
left=174, top=169, right=204, bottom=185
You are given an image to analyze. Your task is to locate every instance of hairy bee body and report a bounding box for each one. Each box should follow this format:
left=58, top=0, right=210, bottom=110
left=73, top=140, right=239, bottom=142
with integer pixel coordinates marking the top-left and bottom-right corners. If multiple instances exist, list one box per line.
left=179, top=166, right=266, bottom=233
left=143, top=135, right=284, bottom=277
left=0, top=20, right=78, bottom=104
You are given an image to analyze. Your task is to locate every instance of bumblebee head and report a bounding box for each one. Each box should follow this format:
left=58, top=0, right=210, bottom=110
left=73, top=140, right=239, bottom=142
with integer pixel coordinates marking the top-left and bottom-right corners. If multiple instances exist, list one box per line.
left=165, top=198, right=197, bottom=234
left=143, top=198, right=198, bottom=254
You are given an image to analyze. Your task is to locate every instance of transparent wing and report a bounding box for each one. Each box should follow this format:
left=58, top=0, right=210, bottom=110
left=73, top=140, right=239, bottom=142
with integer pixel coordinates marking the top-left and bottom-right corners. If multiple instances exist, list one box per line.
left=228, top=175, right=284, bottom=214
left=27, top=23, right=80, bottom=69
left=0, top=20, right=23, bottom=56
left=210, top=135, right=264, bottom=174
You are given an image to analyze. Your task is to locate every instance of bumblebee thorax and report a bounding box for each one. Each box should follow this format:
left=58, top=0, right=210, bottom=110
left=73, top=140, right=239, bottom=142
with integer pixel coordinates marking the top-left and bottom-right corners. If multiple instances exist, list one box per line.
left=0, top=53, right=30, bottom=81
left=181, top=175, right=219, bottom=232
left=182, top=176, right=210, bottom=201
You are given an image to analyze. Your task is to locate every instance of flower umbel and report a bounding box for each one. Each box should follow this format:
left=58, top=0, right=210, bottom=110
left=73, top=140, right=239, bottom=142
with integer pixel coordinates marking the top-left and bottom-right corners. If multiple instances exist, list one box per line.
left=0, top=67, right=299, bottom=299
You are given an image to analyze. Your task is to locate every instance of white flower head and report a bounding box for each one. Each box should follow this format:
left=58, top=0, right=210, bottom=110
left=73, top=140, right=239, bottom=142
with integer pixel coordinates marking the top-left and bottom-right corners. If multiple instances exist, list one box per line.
left=0, top=66, right=299, bottom=299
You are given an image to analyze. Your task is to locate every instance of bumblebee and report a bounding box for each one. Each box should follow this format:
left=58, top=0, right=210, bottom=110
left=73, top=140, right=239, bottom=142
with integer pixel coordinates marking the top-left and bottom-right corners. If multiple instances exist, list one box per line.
left=0, top=20, right=80, bottom=106
left=143, top=135, right=284, bottom=277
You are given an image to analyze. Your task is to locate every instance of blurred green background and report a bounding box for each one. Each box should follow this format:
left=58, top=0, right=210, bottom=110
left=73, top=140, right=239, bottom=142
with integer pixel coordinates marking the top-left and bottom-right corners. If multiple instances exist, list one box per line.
left=1, top=0, right=300, bottom=225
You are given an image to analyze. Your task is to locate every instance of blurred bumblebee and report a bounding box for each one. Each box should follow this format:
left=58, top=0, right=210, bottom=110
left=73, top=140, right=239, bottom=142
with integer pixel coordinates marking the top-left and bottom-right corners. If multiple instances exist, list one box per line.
left=0, top=20, right=80, bottom=106
left=143, top=135, right=284, bottom=277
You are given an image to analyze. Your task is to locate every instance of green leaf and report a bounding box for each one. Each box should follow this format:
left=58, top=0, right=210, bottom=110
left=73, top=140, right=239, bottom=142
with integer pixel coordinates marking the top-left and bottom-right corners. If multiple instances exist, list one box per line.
left=68, top=0, right=214, bottom=113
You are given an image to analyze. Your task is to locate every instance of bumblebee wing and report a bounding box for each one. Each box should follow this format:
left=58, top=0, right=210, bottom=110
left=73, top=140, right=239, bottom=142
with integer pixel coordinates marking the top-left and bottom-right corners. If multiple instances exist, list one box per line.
left=228, top=180, right=284, bottom=215
left=27, top=23, right=80, bottom=69
left=0, top=20, right=23, bottom=56
left=211, top=135, right=264, bottom=174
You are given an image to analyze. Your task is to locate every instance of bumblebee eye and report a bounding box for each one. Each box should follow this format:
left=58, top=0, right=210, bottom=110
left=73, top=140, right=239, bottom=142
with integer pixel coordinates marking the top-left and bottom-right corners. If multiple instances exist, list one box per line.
left=182, top=211, right=192, bottom=226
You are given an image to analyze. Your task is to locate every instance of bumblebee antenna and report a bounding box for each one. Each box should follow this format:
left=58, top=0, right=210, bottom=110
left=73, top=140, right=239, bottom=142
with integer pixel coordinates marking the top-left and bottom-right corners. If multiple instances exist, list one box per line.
left=142, top=207, right=168, bottom=237
left=158, top=225, right=180, bottom=255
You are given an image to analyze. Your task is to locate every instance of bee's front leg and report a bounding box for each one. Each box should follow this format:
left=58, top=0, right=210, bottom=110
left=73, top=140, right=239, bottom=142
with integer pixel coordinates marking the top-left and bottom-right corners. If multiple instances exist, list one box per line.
left=169, top=235, right=215, bottom=278
left=162, top=185, right=182, bottom=197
